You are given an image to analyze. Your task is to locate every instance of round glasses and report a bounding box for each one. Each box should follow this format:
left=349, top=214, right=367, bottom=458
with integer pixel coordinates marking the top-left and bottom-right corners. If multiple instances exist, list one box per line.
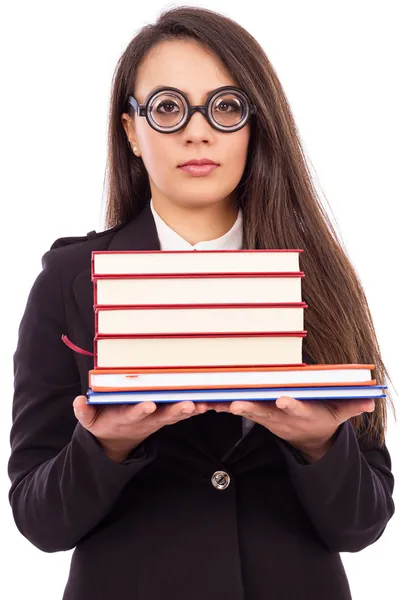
left=127, top=86, right=256, bottom=134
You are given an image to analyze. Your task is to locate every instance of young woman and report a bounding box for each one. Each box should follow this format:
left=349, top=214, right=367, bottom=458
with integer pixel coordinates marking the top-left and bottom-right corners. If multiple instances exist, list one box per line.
left=8, top=6, right=395, bottom=600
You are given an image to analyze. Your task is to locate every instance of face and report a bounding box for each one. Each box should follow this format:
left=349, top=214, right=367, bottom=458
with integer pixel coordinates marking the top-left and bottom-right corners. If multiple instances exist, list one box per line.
left=121, top=40, right=251, bottom=211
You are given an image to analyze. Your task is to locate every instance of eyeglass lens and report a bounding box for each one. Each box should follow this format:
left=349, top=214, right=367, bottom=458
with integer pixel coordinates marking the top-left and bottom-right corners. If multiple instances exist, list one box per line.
left=148, top=90, right=249, bottom=130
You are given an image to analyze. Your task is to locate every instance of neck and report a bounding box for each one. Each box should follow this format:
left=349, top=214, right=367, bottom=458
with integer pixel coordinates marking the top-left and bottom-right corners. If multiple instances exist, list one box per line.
left=151, top=196, right=239, bottom=245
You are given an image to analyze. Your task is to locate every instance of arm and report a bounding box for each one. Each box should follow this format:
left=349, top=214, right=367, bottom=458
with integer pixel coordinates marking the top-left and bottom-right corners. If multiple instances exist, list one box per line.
left=8, top=250, right=157, bottom=553
left=276, top=419, right=395, bottom=552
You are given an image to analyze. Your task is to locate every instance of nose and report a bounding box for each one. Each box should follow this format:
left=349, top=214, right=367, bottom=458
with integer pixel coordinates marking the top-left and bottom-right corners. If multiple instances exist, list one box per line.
left=180, top=108, right=214, bottom=142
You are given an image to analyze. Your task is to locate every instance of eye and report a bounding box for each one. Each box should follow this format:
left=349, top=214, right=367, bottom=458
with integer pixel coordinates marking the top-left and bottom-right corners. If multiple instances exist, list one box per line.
left=156, top=101, right=180, bottom=114
left=215, top=100, right=241, bottom=113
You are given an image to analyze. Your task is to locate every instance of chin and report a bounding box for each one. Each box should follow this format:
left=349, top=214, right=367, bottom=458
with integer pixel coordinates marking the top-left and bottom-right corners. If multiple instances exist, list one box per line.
left=174, top=196, right=227, bottom=209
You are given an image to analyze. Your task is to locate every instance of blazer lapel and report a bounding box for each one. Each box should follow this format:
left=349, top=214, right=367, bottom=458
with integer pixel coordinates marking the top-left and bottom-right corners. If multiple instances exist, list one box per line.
left=107, top=202, right=161, bottom=252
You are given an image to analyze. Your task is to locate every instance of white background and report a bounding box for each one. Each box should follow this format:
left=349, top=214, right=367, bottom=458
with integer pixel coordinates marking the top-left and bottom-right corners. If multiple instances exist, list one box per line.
left=1, top=1, right=399, bottom=598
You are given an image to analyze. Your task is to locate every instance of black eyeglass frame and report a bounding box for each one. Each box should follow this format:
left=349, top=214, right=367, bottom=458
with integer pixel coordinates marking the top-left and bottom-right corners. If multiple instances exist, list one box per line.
left=127, top=85, right=257, bottom=134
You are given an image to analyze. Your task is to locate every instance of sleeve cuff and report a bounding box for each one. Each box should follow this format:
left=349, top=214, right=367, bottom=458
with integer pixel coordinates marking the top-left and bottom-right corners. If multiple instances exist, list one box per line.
left=72, top=423, right=157, bottom=472
left=275, top=420, right=349, bottom=468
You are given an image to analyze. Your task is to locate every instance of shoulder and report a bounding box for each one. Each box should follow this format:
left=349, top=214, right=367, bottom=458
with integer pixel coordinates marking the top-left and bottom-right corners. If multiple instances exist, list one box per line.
left=41, top=223, right=126, bottom=270
left=49, top=222, right=125, bottom=252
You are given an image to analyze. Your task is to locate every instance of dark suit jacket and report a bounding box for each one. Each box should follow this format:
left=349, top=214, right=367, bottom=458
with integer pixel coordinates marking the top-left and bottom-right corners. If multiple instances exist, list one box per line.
left=8, top=201, right=395, bottom=600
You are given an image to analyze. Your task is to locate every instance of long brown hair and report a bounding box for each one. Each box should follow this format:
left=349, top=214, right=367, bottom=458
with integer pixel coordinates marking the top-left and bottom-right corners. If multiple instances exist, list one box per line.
left=103, top=5, right=395, bottom=446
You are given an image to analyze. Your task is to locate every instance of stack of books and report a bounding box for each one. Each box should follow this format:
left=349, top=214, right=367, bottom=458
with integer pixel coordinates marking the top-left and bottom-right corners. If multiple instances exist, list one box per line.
left=85, top=249, right=386, bottom=404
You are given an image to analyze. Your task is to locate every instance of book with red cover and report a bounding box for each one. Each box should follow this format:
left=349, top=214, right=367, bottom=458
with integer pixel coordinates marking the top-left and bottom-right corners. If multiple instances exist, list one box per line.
left=93, top=331, right=307, bottom=369
left=91, top=249, right=304, bottom=277
left=94, top=302, right=308, bottom=335
left=92, top=272, right=305, bottom=306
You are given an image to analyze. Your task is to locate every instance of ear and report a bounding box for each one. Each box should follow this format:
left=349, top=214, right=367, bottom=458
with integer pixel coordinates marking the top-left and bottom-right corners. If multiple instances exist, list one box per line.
left=121, top=112, right=138, bottom=147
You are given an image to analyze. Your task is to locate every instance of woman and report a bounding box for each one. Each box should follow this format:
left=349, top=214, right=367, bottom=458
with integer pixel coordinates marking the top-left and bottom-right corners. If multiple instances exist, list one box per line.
left=8, top=6, right=395, bottom=600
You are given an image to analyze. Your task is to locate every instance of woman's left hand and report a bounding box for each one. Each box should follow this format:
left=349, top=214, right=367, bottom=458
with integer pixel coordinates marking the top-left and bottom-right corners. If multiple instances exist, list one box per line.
left=211, top=396, right=376, bottom=461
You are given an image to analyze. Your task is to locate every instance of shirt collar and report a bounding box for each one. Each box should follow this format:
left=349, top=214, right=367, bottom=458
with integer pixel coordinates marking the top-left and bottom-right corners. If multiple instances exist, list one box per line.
left=150, top=198, right=243, bottom=251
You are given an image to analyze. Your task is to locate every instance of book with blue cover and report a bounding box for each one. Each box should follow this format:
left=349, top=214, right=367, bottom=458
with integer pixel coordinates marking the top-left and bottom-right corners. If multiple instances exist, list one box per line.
left=86, top=385, right=386, bottom=404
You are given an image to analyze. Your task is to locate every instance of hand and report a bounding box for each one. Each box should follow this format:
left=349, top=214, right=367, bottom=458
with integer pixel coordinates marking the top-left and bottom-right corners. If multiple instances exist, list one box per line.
left=73, top=396, right=210, bottom=462
left=210, top=396, right=376, bottom=460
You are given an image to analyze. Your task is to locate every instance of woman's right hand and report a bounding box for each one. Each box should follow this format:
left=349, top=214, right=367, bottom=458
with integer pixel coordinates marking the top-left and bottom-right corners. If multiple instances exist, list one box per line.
left=72, top=395, right=210, bottom=462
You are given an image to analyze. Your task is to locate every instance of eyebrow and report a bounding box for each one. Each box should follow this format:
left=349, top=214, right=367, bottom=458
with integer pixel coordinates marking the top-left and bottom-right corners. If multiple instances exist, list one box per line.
left=146, top=85, right=234, bottom=98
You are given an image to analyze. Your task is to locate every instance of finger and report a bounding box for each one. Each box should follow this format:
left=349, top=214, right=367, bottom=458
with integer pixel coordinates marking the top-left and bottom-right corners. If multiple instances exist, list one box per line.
left=207, top=401, right=231, bottom=412
left=230, top=401, right=265, bottom=417
left=132, top=401, right=158, bottom=419
left=275, top=396, right=310, bottom=418
left=158, top=400, right=197, bottom=424
left=193, top=402, right=210, bottom=414
left=134, top=400, right=205, bottom=427
left=107, top=401, right=157, bottom=426
left=73, top=395, right=97, bottom=429
left=335, top=398, right=376, bottom=419
left=357, top=398, right=376, bottom=413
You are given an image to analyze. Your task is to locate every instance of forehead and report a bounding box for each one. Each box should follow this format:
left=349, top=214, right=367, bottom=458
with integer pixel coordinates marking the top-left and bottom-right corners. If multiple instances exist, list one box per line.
left=135, top=40, right=237, bottom=102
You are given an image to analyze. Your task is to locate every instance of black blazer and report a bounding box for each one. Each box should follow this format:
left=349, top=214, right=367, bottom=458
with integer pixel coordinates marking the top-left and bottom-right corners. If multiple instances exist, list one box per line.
left=8, top=201, right=395, bottom=600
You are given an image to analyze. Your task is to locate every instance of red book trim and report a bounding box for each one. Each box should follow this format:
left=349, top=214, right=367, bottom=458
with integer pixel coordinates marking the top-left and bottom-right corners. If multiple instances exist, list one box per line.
left=94, top=331, right=308, bottom=340
left=94, top=302, right=309, bottom=311
left=92, top=271, right=305, bottom=280
left=93, top=359, right=307, bottom=370
left=93, top=250, right=304, bottom=253
left=90, top=364, right=376, bottom=374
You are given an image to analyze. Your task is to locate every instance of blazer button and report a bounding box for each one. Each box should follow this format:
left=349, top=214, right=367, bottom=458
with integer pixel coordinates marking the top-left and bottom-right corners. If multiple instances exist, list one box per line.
left=211, top=470, right=230, bottom=490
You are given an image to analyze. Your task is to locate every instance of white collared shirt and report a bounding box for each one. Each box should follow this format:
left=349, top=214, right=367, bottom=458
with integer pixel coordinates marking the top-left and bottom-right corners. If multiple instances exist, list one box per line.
left=150, top=198, right=255, bottom=437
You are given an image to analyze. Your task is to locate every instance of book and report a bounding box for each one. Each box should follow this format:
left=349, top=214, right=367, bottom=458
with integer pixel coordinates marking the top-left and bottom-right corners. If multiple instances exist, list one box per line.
left=93, top=272, right=304, bottom=306
left=92, top=249, right=303, bottom=276
left=81, top=249, right=382, bottom=410
left=86, top=384, right=387, bottom=404
left=94, top=331, right=307, bottom=369
left=88, top=363, right=377, bottom=392
left=95, top=303, right=308, bottom=335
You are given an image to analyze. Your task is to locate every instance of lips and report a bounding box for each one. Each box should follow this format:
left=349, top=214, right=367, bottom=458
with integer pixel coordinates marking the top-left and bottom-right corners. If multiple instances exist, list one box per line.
left=179, top=158, right=219, bottom=167
left=178, top=163, right=219, bottom=176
